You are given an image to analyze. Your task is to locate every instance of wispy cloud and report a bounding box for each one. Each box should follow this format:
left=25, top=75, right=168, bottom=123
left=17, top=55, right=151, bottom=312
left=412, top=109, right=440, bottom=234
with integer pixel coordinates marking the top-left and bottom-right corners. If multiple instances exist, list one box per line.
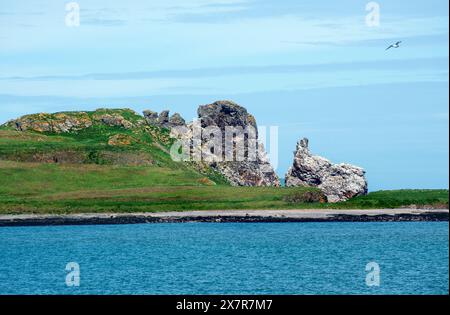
left=79, top=6, right=129, bottom=27
left=284, top=33, right=450, bottom=49
left=82, top=18, right=126, bottom=26
left=1, top=57, right=447, bottom=81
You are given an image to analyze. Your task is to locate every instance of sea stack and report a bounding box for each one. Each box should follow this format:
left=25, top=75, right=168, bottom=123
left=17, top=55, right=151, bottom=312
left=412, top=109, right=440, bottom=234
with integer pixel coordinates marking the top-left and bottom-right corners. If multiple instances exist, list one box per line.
left=285, top=138, right=368, bottom=202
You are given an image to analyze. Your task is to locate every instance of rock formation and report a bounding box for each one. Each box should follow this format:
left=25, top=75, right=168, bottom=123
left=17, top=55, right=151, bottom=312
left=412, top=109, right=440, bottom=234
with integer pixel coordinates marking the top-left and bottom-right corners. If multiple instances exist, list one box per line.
left=157, top=110, right=170, bottom=126
left=93, top=113, right=134, bottom=129
left=143, top=109, right=186, bottom=129
left=197, top=101, right=257, bottom=131
left=172, top=100, right=280, bottom=187
left=143, top=110, right=158, bottom=125
left=169, top=113, right=186, bottom=126
left=285, top=138, right=367, bottom=202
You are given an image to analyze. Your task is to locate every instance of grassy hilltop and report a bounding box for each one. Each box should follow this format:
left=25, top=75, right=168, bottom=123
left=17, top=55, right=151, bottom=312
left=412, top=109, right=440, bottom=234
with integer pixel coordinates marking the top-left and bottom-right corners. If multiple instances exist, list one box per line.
left=0, top=109, right=448, bottom=214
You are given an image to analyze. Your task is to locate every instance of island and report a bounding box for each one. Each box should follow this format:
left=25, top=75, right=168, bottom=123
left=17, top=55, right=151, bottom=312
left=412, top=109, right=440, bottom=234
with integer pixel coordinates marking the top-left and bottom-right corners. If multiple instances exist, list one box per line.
left=0, top=100, right=448, bottom=226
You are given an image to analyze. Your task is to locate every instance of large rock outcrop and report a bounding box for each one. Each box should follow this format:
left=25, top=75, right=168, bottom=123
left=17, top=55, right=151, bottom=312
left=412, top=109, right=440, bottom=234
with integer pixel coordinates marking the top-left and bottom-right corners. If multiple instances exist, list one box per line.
left=197, top=101, right=257, bottom=131
left=285, top=138, right=367, bottom=202
left=172, top=100, right=280, bottom=187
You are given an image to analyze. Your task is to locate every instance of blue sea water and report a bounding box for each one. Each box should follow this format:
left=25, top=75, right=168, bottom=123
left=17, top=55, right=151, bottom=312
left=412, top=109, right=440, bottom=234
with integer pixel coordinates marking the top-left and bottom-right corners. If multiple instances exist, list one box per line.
left=0, top=222, right=448, bottom=295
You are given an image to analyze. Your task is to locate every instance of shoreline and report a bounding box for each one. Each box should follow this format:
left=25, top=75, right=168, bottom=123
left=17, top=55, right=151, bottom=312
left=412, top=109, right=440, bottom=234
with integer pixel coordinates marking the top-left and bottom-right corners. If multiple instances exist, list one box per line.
left=0, top=209, right=448, bottom=227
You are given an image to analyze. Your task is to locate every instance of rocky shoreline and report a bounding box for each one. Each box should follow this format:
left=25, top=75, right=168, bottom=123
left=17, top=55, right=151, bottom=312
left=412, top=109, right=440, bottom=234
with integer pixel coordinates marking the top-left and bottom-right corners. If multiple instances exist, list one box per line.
left=0, top=209, right=447, bottom=227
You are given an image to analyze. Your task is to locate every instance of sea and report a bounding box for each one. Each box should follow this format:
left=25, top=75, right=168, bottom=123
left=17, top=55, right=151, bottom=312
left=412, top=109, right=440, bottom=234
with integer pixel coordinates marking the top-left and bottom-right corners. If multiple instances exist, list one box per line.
left=0, top=222, right=448, bottom=295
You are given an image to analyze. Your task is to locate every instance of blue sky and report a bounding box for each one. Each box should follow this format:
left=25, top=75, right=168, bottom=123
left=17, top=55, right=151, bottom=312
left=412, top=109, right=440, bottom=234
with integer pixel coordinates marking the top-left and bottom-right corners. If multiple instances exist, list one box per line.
left=0, top=0, right=448, bottom=190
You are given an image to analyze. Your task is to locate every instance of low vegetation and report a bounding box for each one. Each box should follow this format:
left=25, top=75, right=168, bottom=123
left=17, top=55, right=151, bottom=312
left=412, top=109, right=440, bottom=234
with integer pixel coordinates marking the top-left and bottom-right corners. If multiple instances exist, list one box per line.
left=0, top=160, right=447, bottom=214
left=334, top=189, right=449, bottom=210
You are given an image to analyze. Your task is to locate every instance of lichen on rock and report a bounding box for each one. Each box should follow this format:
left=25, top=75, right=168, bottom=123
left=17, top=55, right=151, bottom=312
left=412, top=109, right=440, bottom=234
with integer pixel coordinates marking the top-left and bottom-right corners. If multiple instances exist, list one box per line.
left=92, top=113, right=134, bottom=129
left=8, top=112, right=93, bottom=133
left=6, top=109, right=142, bottom=133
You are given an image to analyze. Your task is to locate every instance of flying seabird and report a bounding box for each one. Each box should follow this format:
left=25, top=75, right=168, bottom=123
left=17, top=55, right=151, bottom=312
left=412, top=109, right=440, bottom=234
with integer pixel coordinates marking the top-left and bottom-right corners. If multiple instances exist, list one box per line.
left=386, top=41, right=402, bottom=50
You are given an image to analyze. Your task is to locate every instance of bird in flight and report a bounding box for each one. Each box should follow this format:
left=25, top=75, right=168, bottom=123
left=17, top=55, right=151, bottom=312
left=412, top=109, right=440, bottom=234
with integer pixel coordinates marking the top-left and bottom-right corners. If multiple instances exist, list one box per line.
left=386, top=41, right=402, bottom=50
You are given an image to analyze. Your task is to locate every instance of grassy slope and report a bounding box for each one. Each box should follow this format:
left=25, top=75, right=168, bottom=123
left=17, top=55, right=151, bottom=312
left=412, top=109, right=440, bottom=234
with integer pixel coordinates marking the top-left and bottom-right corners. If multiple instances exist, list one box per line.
left=0, top=160, right=447, bottom=214
left=0, top=110, right=448, bottom=214
left=0, top=109, right=228, bottom=184
left=0, top=161, right=317, bottom=214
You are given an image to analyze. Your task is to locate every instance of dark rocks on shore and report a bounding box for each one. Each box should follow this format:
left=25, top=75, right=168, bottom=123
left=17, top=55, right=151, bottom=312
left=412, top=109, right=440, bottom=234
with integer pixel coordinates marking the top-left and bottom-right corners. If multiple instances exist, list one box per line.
left=0, top=212, right=447, bottom=227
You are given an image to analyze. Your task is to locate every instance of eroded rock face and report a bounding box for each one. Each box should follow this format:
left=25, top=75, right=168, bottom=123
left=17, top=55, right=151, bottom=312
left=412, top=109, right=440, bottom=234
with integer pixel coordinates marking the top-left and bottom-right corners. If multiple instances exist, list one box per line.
left=169, top=113, right=186, bottom=126
left=143, top=110, right=158, bottom=125
left=157, top=110, right=170, bottom=126
left=172, top=100, right=280, bottom=187
left=212, top=158, right=280, bottom=187
left=285, top=138, right=367, bottom=202
left=198, top=100, right=257, bottom=131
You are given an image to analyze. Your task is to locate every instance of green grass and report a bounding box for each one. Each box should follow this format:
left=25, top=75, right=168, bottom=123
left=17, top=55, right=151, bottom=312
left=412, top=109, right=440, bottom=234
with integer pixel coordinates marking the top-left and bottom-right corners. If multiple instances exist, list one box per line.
left=0, top=160, right=315, bottom=214
left=0, top=161, right=447, bottom=214
left=0, top=127, right=167, bottom=164
left=0, top=122, right=228, bottom=184
left=328, top=189, right=448, bottom=209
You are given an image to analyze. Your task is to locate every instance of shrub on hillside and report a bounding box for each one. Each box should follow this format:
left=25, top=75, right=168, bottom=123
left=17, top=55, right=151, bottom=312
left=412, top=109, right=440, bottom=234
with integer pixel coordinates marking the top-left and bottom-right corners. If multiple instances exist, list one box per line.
left=283, top=190, right=327, bottom=203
